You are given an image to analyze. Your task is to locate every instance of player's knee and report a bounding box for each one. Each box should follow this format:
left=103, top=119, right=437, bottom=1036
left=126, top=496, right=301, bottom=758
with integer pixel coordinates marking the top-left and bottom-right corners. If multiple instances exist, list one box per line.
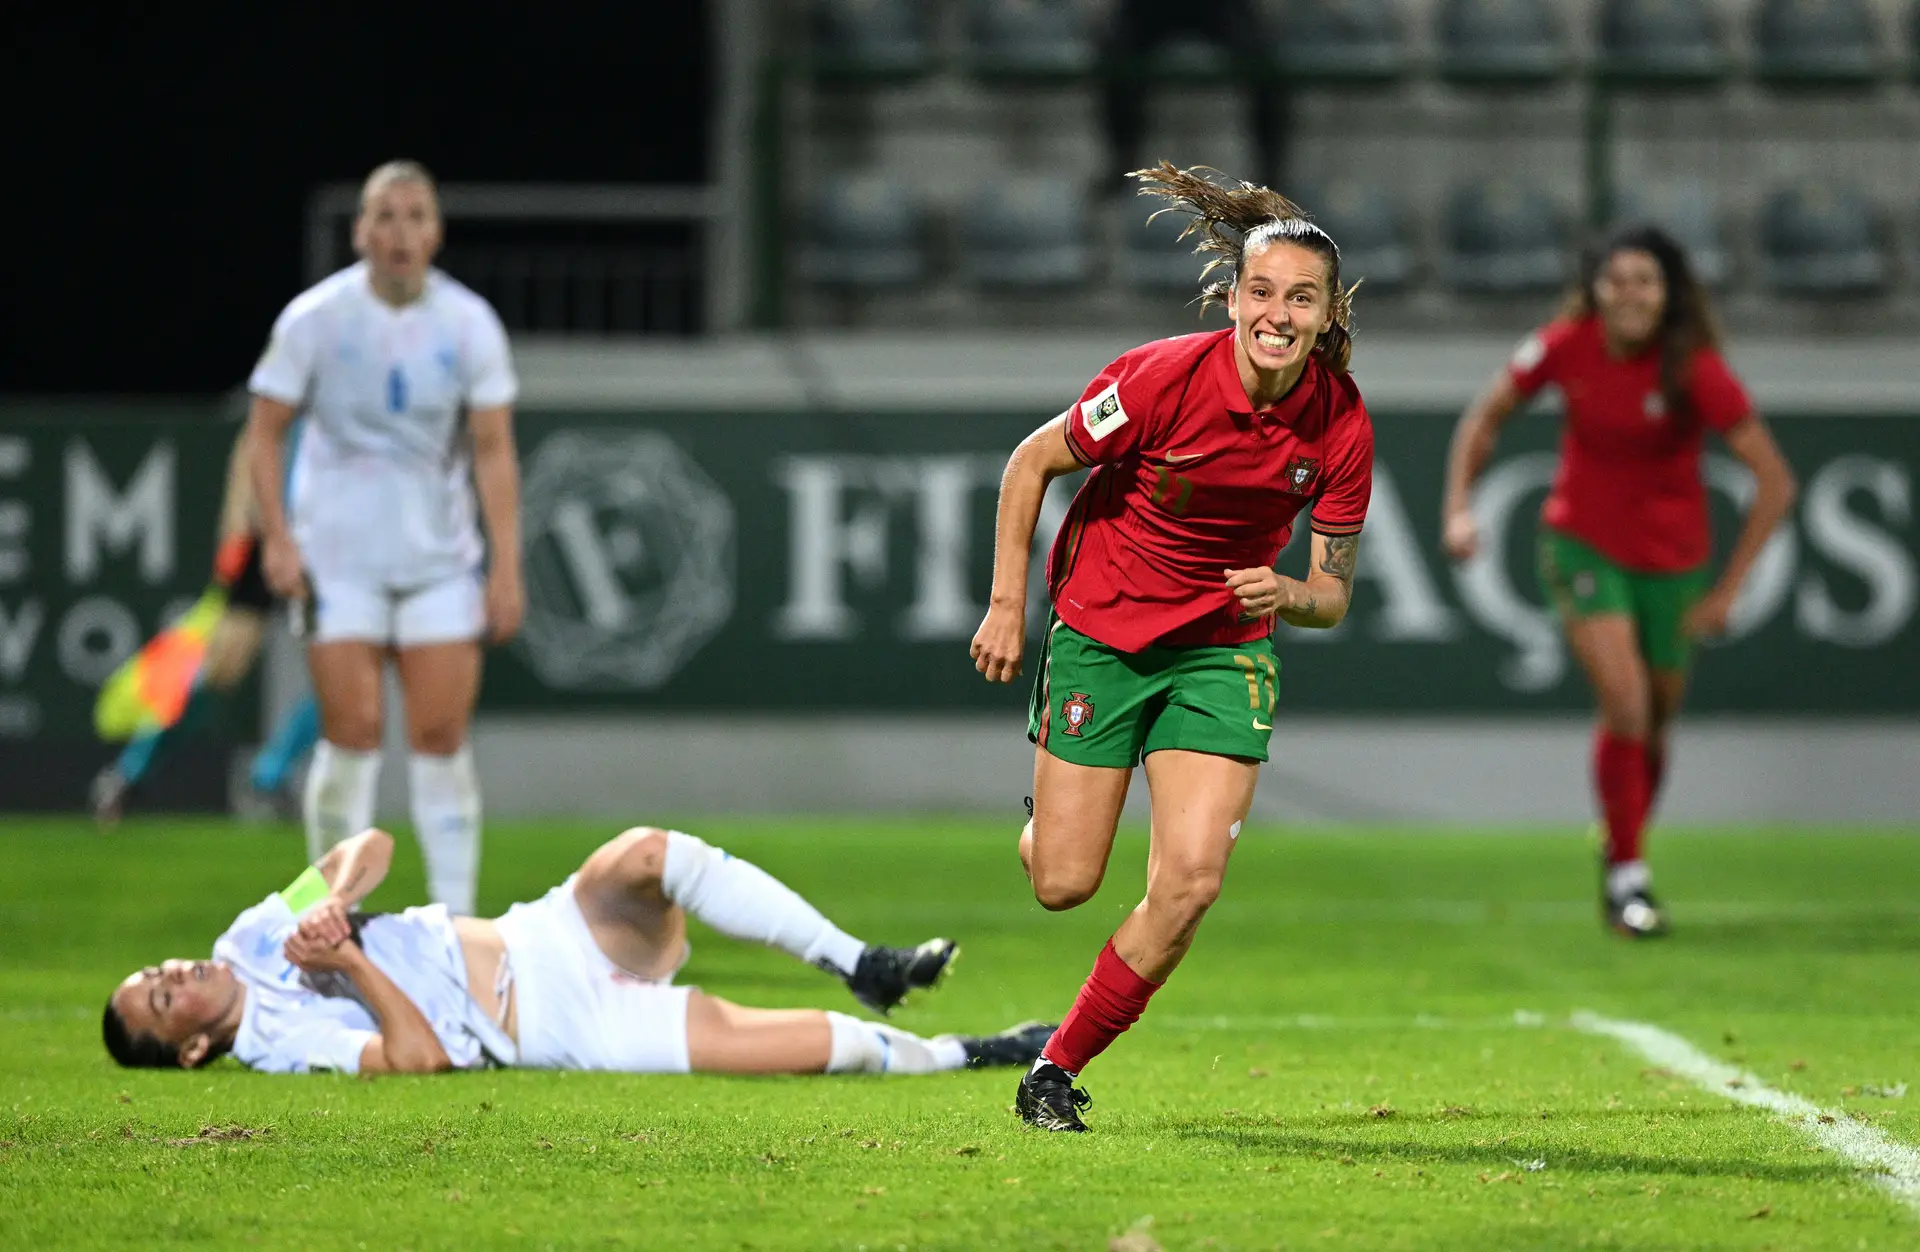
left=408, top=722, right=467, bottom=756
left=608, top=827, right=672, bottom=888
left=1031, top=864, right=1099, bottom=911
left=1152, top=864, right=1224, bottom=923
left=324, top=714, right=381, bottom=753
left=1598, top=700, right=1651, bottom=741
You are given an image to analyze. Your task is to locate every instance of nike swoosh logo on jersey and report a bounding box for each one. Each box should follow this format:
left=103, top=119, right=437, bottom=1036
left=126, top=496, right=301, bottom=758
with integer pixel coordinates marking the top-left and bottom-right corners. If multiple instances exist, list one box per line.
left=1252, top=719, right=1271, bottom=731
left=1165, top=450, right=1205, bottom=462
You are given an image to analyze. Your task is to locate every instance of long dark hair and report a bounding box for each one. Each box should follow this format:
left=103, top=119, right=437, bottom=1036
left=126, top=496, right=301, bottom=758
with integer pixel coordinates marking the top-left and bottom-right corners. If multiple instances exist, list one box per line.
left=102, top=999, right=228, bottom=1069
left=1564, top=223, right=1721, bottom=419
left=1131, top=161, right=1357, bottom=375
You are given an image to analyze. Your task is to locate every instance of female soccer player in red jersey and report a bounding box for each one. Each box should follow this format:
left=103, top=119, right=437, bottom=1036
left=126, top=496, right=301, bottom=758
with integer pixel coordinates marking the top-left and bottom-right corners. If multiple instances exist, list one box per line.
left=1442, top=225, right=1796, bottom=938
left=970, top=164, right=1374, bottom=1132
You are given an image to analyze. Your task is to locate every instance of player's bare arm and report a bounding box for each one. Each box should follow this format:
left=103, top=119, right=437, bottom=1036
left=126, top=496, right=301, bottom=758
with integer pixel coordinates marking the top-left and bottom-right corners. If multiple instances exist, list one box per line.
left=1685, top=416, right=1797, bottom=638
left=244, top=395, right=304, bottom=599
left=1227, top=530, right=1361, bottom=629
left=282, top=929, right=452, bottom=1075
left=1440, top=371, right=1524, bottom=560
left=971, top=414, right=1082, bottom=683
left=470, top=405, right=525, bottom=644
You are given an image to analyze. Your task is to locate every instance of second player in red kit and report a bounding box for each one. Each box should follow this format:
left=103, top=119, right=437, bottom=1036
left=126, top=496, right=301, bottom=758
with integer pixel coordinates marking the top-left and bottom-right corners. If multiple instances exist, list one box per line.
left=970, top=164, right=1374, bottom=1132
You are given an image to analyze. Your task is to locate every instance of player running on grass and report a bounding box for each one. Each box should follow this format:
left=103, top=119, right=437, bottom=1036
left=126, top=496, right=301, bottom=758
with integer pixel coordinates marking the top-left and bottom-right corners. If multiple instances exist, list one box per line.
left=1441, top=224, right=1796, bottom=938
left=101, top=825, right=1043, bottom=1077
left=969, top=163, right=1373, bottom=1132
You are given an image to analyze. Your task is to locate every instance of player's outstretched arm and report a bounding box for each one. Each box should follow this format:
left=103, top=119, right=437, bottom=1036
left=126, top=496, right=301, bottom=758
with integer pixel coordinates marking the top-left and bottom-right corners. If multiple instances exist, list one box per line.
left=971, top=414, right=1082, bottom=683
left=1441, top=370, right=1524, bottom=561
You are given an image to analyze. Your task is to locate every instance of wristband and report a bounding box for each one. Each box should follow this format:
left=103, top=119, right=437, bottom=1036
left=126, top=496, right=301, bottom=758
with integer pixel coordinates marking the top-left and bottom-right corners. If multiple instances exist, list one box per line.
left=279, top=866, right=330, bottom=914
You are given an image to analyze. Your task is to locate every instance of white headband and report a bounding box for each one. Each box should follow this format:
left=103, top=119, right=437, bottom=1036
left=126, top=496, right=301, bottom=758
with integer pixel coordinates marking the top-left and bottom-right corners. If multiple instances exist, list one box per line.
left=1245, top=217, right=1340, bottom=262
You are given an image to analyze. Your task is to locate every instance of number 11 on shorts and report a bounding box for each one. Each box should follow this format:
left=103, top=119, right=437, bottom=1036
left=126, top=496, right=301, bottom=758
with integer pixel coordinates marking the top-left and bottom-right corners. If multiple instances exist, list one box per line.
left=1233, top=653, right=1277, bottom=717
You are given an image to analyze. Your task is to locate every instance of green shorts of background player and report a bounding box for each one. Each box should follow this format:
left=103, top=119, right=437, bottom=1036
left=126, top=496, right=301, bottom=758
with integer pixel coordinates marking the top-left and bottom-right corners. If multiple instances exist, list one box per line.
left=1538, top=529, right=1709, bottom=674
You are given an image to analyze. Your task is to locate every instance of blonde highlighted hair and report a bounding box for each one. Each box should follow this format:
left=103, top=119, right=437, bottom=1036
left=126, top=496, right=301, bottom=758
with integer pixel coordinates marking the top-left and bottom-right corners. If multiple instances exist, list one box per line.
left=1132, top=161, right=1357, bottom=374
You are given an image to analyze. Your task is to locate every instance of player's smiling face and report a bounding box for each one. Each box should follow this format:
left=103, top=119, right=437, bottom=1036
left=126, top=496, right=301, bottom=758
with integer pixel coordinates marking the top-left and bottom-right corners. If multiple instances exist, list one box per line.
left=355, top=178, right=443, bottom=293
left=1227, top=242, right=1333, bottom=384
left=112, top=959, right=240, bottom=1064
left=1594, top=248, right=1666, bottom=352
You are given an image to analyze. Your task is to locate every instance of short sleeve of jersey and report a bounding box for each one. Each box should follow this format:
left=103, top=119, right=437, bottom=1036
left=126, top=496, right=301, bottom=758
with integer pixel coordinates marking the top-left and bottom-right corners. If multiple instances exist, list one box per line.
left=1687, top=348, right=1753, bottom=433
left=1062, top=350, right=1160, bottom=466
left=244, top=1016, right=376, bottom=1075
left=1505, top=320, right=1578, bottom=398
left=1310, top=394, right=1375, bottom=537
left=248, top=300, right=319, bottom=406
left=461, top=302, right=518, bottom=409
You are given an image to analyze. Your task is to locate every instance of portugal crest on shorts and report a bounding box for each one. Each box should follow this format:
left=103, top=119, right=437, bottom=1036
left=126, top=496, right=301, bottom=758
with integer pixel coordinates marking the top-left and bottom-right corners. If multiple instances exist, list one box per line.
left=1282, top=455, right=1320, bottom=494
left=1061, top=692, right=1096, bottom=737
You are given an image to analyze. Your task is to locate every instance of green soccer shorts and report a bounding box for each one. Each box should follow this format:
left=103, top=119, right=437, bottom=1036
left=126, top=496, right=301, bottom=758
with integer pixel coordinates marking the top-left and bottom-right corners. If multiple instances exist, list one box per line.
left=1026, top=616, right=1278, bottom=768
left=1538, top=528, right=1710, bottom=673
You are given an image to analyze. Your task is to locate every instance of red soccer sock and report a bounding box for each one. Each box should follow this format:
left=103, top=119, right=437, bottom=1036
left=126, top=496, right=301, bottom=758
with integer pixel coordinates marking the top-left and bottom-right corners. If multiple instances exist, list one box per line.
left=1041, top=939, right=1164, bottom=1076
left=1593, top=730, right=1651, bottom=867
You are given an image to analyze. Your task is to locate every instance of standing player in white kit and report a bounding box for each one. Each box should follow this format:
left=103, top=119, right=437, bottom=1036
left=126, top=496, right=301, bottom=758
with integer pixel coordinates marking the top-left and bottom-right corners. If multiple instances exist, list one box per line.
left=247, top=160, right=520, bottom=915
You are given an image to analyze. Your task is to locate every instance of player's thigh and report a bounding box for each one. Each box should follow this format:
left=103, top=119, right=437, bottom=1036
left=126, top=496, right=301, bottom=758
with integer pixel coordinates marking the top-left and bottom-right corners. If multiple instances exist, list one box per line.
left=571, top=828, right=688, bottom=981
left=684, top=992, right=831, bottom=1074
left=200, top=607, right=265, bottom=690
left=1139, top=748, right=1259, bottom=905
left=393, top=642, right=481, bottom=754
left=306, top=641, right=385, bottom=750
left=1028, top=747, right=1131, bottom=907
left=1562, top=615, right=1651, bottom=737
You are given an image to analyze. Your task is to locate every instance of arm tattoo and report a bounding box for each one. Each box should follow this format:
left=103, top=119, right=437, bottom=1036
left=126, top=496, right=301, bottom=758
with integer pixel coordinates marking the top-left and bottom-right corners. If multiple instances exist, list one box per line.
left=1319, top=533, right=1360, bottom=587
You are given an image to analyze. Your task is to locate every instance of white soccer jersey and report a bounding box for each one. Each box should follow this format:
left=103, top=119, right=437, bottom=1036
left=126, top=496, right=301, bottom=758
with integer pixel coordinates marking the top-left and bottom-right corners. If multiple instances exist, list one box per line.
left=214, top=895, right=515, bottom=1074
left=248, top=263, right=518, bottom=589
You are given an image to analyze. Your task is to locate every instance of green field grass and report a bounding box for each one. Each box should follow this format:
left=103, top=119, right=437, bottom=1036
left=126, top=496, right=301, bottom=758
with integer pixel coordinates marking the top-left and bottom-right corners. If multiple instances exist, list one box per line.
left=3, top=817, right=1918, bottom=1250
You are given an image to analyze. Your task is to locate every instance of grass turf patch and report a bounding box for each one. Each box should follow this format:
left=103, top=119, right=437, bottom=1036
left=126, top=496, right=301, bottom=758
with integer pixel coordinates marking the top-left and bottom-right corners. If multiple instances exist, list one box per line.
left=3, top=818, right=1918, bottom=1249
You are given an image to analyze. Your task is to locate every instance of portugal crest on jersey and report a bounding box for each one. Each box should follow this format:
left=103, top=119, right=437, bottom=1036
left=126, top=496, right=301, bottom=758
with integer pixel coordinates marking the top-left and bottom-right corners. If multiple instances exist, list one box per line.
left=1061, top=692, right=1096, bottom=737
left=1282, top=456, right=1321, bottom=494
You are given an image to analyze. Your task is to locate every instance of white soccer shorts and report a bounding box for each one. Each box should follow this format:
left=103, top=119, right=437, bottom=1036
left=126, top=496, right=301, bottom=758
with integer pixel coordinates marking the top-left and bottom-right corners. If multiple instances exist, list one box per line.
left=492, top=874, right=694, bottom=1073
left=303, top=569, right=485, bottom=648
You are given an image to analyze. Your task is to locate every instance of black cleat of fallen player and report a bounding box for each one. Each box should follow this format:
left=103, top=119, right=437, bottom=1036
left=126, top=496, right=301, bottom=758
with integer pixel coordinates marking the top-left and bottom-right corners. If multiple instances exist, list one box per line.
left=1606, top=889, right=1670, bottom=938
left=843, top=938, right=958, bottom=1016
left=1015, top=1061, right=1093, bottom=1133
left=959, top=1020, right=1055, bottom=1070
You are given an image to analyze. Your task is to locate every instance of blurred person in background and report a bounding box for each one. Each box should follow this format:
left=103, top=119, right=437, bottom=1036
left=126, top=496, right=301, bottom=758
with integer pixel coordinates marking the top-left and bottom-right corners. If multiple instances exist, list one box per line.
left=247, top=160, right=524, bottom=917
left=1441, top=225, right=1796, bottom=938
left=1099, top=1, right=1288, bottom=196
left=970, top=163, right=1372, bottom=1132
left=89, top=424, right=321, bottom=825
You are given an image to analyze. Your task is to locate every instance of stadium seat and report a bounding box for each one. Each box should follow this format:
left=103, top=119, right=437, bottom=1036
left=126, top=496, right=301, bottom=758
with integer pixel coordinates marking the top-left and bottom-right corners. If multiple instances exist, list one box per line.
left=1271, top=0, right=1409, bottom=83
left=1596, top=0, right=1729, bottom=84
left=1611, top=181, right=1732, bottom=289
left=1438, top=0, right=1566, bottom=85
left=1118, top=204, right=1207, bottom=292
left=796, top=175, right=928, bottom=289
left=1443, top=181, right=1569, bottom=294
left=959, top=176, right=1095, bottom=289
left=811, top=0, right=934, bottom=80
left=1755, top=0, right=1880, bottom=86
left=1294, top=180, right=1415, bottom=293
left=1759, top=184, right=1891, bottom=295
left=965, top=0, right=1095, bottom=81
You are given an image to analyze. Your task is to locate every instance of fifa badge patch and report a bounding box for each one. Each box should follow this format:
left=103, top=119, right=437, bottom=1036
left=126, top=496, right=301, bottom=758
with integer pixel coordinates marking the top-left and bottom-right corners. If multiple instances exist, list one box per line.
left=1080, top=383, right=1130, bottom=443
left=1060, top=692, right=1096, bottom=737
left=1282, top=455, right=1321, bottom=494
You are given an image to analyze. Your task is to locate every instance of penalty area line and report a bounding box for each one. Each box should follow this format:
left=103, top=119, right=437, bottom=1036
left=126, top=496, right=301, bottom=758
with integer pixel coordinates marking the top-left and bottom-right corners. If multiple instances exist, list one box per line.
left=1573, top=1010, right=1920, bottom=1217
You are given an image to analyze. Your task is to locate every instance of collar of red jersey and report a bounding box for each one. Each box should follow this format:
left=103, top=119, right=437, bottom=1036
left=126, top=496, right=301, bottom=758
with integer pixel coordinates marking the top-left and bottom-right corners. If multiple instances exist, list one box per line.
left=1207, top=329, right=1320, bottom=419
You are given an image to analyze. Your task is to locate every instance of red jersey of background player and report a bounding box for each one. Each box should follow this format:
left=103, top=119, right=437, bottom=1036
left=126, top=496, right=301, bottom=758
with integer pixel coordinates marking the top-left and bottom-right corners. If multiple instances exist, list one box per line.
left=1048, top=328, right=1374, bottom=653
left=1508, top=314, right=1754, bottom=572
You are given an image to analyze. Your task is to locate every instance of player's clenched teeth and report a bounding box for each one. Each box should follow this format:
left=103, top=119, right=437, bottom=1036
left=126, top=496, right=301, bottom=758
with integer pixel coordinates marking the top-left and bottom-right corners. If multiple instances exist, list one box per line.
left=1254, top=330, right=1295, bottom=351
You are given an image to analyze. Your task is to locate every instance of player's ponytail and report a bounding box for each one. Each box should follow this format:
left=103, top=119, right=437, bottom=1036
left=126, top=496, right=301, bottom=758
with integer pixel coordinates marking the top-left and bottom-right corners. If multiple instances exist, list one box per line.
left=1565, top=223, right=1721, bottom=420
left=1130, top=161, right=1358, bottom=375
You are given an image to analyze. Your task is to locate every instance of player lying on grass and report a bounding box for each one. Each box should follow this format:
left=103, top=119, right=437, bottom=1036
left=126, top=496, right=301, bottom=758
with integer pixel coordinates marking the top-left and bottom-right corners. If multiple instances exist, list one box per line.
left=104, top=826, right=1050, bottom=1077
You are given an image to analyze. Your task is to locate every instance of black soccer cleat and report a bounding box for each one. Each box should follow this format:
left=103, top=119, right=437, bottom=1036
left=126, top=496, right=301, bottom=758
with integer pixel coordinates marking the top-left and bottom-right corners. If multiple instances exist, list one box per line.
left=1606, top=889, right=1670, bottom=939
left=1015, top=1060, right=1092, bottom=1132
left=958, top=1020, right=1056, bottom=1070
left=843, top=938, right=958, bottom=1016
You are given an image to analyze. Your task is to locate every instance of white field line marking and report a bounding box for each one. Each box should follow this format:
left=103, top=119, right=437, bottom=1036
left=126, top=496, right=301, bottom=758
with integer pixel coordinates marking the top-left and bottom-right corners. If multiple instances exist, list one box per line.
left=1574, top=1011, right=1920, bottom=1216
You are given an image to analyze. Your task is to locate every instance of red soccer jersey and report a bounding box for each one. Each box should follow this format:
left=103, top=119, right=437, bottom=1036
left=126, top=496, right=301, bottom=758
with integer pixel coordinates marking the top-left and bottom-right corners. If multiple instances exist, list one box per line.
left=1507, top=315, right=1753, bottom=572
left=1049, top=329, right=1375, bottom=653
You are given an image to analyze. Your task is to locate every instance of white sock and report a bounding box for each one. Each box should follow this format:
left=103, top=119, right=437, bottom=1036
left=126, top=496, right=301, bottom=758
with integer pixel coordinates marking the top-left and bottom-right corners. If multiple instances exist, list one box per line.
left=409, top=747, right=481, bottom=915
left=824, top=1012, right=967, bottom=1075
left=303, top=741, right=380, bottom=862
left=1607, top=859, right=1651, bottom=902
left=660, top=831, right=866, bottom=976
